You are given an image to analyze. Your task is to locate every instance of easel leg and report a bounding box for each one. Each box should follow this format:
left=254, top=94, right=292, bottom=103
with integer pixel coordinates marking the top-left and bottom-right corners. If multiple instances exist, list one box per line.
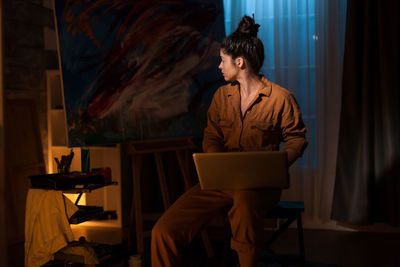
left=154, top=152, right=171, bottom=209
left=175, top=150, right=191, bottom=190
left=129, top=155, right=145, bottom=263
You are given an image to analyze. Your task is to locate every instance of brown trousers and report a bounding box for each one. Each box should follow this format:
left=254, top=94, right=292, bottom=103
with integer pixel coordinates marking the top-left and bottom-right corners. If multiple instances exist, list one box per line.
left=151, top=184, right=281, bottom=267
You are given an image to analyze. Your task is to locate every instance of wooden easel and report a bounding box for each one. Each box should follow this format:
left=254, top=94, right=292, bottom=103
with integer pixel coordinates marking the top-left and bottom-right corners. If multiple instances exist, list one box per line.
left=127, top=137, right=213, bottom=264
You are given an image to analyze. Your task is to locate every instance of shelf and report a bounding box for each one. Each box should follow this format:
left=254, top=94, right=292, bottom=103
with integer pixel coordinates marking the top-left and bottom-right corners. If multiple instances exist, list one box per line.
left=62, top=181, right=118, bottom=194
left=29, top=169, right=114, bottom=190
left=69, top=205, right=105, bottom=224
left=46, top=69, right=122, bottom=227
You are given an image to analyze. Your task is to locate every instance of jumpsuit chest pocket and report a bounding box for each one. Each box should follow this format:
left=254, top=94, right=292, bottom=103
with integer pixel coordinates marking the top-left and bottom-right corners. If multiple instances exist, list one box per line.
left=249, top=120, right=277, bottom=132
left=249, top=121, right=281, bottom=149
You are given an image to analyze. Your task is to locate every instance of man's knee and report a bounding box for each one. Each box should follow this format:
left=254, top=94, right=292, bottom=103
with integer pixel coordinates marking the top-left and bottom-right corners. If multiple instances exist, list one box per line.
left=152, top=219, right=171, bottom=239
left=152, top=217, right=184, bottom=241
left=229, top=193, right=259, bottom=220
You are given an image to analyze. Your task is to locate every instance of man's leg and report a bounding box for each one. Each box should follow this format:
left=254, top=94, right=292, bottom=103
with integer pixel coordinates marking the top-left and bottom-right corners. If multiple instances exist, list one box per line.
left=151, top=184, right=232, bottom=267
left=228, top=189, right=281, bottom=267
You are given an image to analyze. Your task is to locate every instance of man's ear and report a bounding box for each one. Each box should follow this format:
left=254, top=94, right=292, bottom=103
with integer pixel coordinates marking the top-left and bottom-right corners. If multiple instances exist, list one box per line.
left=235, top=57, right=245, bottom=69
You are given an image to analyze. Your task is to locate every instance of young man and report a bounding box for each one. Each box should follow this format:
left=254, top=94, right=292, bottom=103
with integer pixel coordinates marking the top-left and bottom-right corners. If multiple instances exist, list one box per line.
left=151, top=15, right=308, bottom=267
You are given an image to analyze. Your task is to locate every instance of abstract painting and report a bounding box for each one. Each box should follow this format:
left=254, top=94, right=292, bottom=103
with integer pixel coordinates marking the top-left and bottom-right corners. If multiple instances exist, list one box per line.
left=54, top=0, right=225, bottom=147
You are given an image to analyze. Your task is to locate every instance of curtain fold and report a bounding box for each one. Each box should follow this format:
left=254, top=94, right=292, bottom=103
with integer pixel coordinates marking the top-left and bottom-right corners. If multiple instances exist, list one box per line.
left=332, top=0, right=400, bottom=226
left=313, top=0, right=346, bottom=221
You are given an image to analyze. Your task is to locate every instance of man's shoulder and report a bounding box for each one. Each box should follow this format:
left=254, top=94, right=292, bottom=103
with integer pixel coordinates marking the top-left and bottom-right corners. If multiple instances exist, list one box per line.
left=215, top=82, right=237, bottom=96
left=269, top=81, right=294, bottom=99
left=219, top=81, right=238, bottom=91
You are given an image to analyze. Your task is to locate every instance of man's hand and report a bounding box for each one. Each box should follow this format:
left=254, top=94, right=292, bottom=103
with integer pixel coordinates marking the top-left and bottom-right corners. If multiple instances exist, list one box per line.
left=285, top=148, right=299, bottom=166
left=205, top=146, right=223, bottom=153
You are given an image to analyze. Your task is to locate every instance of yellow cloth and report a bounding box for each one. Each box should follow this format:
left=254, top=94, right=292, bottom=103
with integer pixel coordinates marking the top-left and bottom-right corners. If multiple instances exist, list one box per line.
left=24, top=189, right=78, bottom=267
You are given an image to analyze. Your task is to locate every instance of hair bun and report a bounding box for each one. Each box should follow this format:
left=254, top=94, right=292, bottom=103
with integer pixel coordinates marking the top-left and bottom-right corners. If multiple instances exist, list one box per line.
left=235, top=15, right=260, bottom=38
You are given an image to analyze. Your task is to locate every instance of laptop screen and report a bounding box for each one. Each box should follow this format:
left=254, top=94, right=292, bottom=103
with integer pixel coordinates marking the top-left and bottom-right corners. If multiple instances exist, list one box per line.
left=193, top=151, right=289, bottom=190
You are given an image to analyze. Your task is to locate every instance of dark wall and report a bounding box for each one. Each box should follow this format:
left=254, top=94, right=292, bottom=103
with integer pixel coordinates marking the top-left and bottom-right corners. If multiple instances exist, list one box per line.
left=3, top=1, right=58, bottom=265
left=3, top=0, right=58, bottom=165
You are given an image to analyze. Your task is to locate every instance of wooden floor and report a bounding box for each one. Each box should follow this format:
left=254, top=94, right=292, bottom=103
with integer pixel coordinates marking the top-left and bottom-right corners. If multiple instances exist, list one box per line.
left=8, top=226, right=400, bottom=267
left=177, top=227, right=400, bottom=267
left=264, top=228, right=400, bottom=267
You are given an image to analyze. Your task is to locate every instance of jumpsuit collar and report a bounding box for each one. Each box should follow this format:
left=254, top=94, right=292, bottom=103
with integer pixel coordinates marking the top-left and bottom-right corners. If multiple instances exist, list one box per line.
left=226, top=76, right=272, bottom=118
left=227, top=76, right=272, bottom=98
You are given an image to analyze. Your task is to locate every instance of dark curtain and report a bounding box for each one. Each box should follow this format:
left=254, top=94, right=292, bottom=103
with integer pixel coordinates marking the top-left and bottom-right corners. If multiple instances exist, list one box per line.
left=332, top=0, right=400, bottom=226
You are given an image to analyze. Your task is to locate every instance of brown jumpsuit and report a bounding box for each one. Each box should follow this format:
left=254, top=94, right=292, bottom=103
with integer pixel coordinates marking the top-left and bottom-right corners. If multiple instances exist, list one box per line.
left=151, top=76, right=308, bottom=267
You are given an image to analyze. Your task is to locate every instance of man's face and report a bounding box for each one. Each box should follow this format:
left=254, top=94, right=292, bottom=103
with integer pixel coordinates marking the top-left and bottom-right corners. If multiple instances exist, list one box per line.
left=218, top=50, right=239, bottom=81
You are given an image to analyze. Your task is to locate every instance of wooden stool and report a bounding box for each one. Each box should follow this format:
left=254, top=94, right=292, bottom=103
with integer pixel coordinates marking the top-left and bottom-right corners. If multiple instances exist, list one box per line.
left=223, top=201, right=305, bottom=266
left=264, top=201, right=305, bottom=261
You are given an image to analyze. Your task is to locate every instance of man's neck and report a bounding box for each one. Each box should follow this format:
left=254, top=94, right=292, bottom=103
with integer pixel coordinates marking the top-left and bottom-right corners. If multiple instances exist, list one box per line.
left=237, top=73, right=262, bottom=96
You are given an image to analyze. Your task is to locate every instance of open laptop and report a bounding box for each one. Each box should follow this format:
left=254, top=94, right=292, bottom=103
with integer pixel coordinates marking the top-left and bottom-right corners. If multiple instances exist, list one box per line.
left=192, top=151, right=289, bottom=190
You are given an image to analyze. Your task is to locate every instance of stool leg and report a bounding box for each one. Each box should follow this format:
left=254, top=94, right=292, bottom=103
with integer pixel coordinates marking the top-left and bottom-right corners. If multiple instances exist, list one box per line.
left=222, top=217, right=234, bottom=267
left=296, top=214, right=305, bottom=262
left=265, top=217, right=296, bottom=250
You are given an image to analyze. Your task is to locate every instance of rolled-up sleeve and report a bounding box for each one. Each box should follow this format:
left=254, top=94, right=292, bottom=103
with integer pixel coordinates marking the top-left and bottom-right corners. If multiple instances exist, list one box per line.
left=281, top=94, right=308, bottom=157
left=202, top=92, right=225, bottom=153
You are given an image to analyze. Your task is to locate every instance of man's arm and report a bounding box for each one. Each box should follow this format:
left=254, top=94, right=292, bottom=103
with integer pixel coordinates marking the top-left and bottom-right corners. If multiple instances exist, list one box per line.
left=281, top=94, right=308, bottom=165
left=285, top=148, right=299, bottom=166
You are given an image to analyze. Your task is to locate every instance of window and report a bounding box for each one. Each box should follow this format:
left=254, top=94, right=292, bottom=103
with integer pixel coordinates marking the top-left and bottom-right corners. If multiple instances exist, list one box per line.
left=223, top=0, right=317, bottom=167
